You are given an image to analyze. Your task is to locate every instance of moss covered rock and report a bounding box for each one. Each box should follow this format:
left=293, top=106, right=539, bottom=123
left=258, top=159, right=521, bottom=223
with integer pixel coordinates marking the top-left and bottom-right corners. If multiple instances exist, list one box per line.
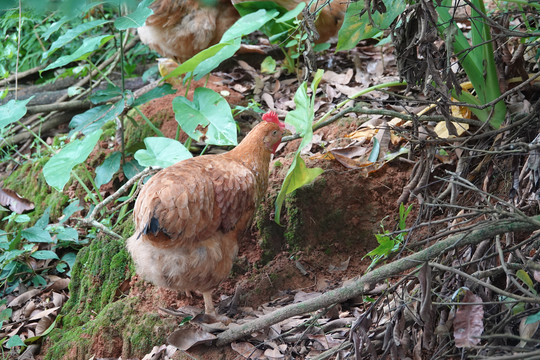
left=44, top=236, right=176, bottom=359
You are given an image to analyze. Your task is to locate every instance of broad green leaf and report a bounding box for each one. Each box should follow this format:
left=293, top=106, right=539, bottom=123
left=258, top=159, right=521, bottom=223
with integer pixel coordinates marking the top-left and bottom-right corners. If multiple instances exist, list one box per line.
left=133, top=83, right=176, bottom=107
left=275, top=70, right=324, bottom=223
left=221, top=9, right=279, bottom=42
left=61, top=253, right=77, bottom=274
left=69, top=100, right=125, bottom=135
left=42, top=17, right=71, bottom=40
left=275, top=2, right=304, bottom=22
left=135, top=137, right=192, bottom=168
left=95, top=151, right=122, bottom=188
left=43, top=20, right=110, bottom=58
left=516, top=270, right=536, bottom=293
left=162, top=41, right=233, bottom=80
left=35, top=207, right=51, bottom=229
left=56, top=226, right=79, bottom=242
left=89, top=84, right=122, bottom=104
left=59, top=200, right=83, bottom=224
left=525, top=310, right=540, bottom=325
left=31, top=250, right=59, bottom=260
left=43, top=35, right=114, bottom=72
left=43, top=130, right=103, bottom=191
left=0, top=97, right=34, bottom=130
left=21, top=226, right=53, bottom=243
left=337, top=0, right=405, bottom=51
left=173, top=88, right=237, bottom=146
left=6, top=335, right=25, bottom=349
left=114, top=0, right=154, bottom=30
left=123, top=159, right=145, bottom=179
left=261, top=56, right=276, bottom=74
left=193, top=39, right=241, bottom=80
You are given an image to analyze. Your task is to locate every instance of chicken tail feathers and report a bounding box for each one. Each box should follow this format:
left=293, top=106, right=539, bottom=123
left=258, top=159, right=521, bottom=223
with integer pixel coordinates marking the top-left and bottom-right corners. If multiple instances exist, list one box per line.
left=138, top=215, right=175, bottom=247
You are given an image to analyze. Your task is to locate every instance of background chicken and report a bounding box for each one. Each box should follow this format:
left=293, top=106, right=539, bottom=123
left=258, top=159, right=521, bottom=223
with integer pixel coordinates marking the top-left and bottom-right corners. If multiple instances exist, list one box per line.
left=138, top=0, right=347, bottom=62
left=127, top=112, right=285, bottom=314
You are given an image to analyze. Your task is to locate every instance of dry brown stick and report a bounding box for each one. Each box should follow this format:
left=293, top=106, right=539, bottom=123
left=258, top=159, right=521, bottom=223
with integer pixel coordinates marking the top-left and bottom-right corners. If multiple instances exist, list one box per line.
left=214, top=214, right=540, bottom=346
left=0, top=64, right=46, bottom=87
left=77, top=167, right=159, bottom=239
left=25, top=100, right=92, bottom=115
left=429, top=261, right=540, bottom=304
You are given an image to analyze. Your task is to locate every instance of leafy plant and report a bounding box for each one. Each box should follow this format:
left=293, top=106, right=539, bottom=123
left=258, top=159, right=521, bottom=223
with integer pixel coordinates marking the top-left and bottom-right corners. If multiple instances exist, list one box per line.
left=435, top=0, right=507, bottom=128
left=364, top=203, right=413, bottom=272
left=274, top=69, right=325, bottom=223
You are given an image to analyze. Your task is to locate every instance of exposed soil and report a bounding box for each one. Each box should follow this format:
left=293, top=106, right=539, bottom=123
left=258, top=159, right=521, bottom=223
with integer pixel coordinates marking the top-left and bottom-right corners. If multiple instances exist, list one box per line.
left=77, top=73, right=414, bottom=359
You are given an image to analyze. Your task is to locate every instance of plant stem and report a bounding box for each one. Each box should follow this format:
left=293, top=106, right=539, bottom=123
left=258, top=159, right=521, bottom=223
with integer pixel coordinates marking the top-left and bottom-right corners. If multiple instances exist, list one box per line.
left=83, top=166, right=104, bottom=203
left=131, top=109, right=164, bottom=137
left=71, top=170, right=98, bottom=205
left=313, top=81, right=406, bottom=128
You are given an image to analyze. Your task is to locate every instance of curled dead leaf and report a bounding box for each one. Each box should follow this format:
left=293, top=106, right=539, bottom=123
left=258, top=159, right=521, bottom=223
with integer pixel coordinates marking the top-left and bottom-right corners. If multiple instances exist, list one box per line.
left=8, top=289, right=42, bottom=308
left=453, top=290, right=484, bottom=347
left=0, top=188, right=35, bottom=214
left=167, top=326, right=217, bottom=351
left=35, top=315, right=54, bottom=336
left=231, top=341, right=264, bottom=359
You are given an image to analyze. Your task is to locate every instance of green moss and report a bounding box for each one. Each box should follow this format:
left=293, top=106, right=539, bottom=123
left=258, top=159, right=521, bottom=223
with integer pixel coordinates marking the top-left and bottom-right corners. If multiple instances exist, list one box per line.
left=124, top=108, right=167, bottom=152
left=255, top=195, right=284, bottom=264
left=284, top=195, right=303, bottom=251
left=45, top=237, right=176, bottom=359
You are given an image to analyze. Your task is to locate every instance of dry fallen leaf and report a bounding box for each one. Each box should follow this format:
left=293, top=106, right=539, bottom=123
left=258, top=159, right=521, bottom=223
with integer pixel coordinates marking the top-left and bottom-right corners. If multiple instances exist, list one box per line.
left=8, top=289, right=42, bottom=308
left=231, top=341, right=264, bottom=359
left=0, top=188, right=35, bottom=214
left=167, top=326, right=217, bottom=350
left=453, top=290, right=484, bottom=347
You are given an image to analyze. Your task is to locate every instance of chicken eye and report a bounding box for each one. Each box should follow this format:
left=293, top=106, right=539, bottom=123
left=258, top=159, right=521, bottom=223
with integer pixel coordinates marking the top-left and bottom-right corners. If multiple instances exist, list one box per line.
left=272, top=130, right=278, bottom=136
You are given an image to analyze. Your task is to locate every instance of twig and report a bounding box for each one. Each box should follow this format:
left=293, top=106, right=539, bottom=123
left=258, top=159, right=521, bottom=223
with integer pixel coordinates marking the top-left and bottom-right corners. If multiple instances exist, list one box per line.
left=428, top=262, right=540, bottom=304
left=77, top=167, right=159, bottom=239
left=215, top=215, right=540, bottom=346
left=0, top=64, right=46, bottom=87
left=86, top=166, right=158, bottom=222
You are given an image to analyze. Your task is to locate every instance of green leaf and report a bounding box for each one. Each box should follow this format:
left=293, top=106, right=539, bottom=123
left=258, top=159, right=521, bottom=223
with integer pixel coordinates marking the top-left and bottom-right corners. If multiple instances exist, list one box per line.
left=6, top=334, right=25, bottom=349
left=43, top=130, right=103, bottom=191
left=0, top=97, right=34, bottom=130
left=114, top=0, right=154, bottom=30
left=59, top=200, right=83, bottom=224
left=274, top=71, right=325, bottom=223
left=31, top=250, right=59, bottom=260
left=516, top=270, right=536, bottom=293
left=337, top=0, right=405, bottom=51
left=43, top=35, right=114, bottom=72
left=192, top=39, right=241, bottom=80
left=162, top=41, right=233, bottom=80
left=133, top=84, right=176, bottom=107
left=21, top=226, right=54, bottom=243
left=69, top=100, right=125, bottom=135
left=135, top=137, right=192, bottom=168
left=95, top=151, right=122, bottom=188
left=261, top=56, right=276, bottom=74
left=123, top=159, right=145, bottom=179
left=56, top=227, right=79, bottom=242
left=221, top=9, right=279, bottom=42
left=43, top=19, right=110, bottom=58
left=275, top=2, right=304, bottom=22
left=61, top=253, right=77, bottom=276
left=35, top=207, right=51, bottom=229
left=89, top=84, right=122, bottom=104
left=525, top=310, right=540, bottom=325
left=368, top=137, right=380, bottom=163
left=172, top=88, right=238, bottom=146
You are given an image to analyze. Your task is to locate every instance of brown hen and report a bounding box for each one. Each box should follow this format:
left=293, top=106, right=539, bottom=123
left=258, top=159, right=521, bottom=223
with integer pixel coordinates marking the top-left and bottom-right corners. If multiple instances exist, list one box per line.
left=138, top=0, right=347, bottom=62
left=127, top=112, right=284, bottom=314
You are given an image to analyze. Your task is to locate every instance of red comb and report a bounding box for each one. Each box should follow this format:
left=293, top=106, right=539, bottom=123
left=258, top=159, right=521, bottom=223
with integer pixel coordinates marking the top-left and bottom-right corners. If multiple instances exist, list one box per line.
left=262, top=111, right=285, bottom=129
